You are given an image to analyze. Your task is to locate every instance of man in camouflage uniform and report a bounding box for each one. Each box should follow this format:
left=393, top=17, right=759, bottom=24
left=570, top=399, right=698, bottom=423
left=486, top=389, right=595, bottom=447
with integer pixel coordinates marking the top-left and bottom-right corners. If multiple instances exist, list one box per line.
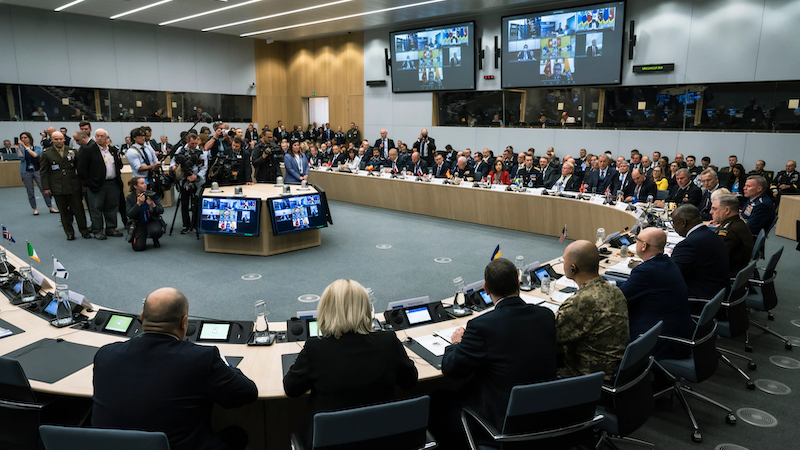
left=555, top=240, right=629, bottom=381
left=345, top=122, right=361, bottom=147
left=712, top=193, right=754, bottom=276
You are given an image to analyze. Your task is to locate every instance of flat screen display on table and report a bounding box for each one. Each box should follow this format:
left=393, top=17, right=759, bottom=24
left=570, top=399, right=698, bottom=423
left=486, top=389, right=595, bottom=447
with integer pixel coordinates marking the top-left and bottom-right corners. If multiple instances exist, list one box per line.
left=104, top=315, right=133, bottom=334
left=199, top=197, right=260, bottom=237
left=391, top=21, right=475, bottom=92
left=267, top=194, right=329, bottom=236
left=406, top=306, right=433, bottom=325
left=502, top=1, right=625, bottom=88
left=199, top=323, right=231, bottom=341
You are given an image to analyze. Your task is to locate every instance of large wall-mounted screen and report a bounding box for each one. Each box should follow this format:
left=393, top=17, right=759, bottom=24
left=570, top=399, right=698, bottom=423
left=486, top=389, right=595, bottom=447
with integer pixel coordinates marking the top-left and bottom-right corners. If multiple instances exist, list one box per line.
left=502, top=2, right=625, bottom=88
left=391, top=21, right=475, bottom=93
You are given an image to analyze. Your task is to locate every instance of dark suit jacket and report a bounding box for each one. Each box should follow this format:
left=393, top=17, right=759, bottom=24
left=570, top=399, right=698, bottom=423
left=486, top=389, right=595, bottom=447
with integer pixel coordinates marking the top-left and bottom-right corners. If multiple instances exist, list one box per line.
left=373, top=138, right=395, bottom=156
left=442, top=296, right=557, bottom=429
left=432, top=162, right=448, bottom=178
left=472, top=161, right=489, bottom=180
left=77, top=142, right=123, bottom=192
left=382, top=158, right=403, bottom=172
left=671, top=225, right=730, bottom=299
left=553, top=174, right=581, bottom=192
left=666, top=183, right=702, bottom=207
left=619, top=254, right=694, bottom=360
left=405, top=159, right=429, bottom=175
left=616, top=172, right=633, bottom=195
left=92, top=333, right=258, bottom=450
left=412, top=137, right=436, bottom=155
left=624, top=178, right=658, bottom=202
left=539, top=166, right=560, bottom=188
left=284, top=331, right=417, bottom=446
left=586, top=167, right=619, bottom=193
left=699, top=189, right=714, bottom=220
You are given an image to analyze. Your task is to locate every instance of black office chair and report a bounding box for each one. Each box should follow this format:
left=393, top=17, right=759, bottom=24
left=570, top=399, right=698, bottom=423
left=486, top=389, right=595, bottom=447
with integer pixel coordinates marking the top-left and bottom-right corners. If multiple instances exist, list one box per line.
left=290, top=395, right=437, bottom=450
left=39, top=425, right=170, bottom=450
left=751, top=229, right=766, bottom=260
left=460, top=372, right=605, bottom=450
left=654, top=289, right=736, bottom=443
left=715, top=260, right=758, bottom=389
left=746, top=247, right=792, bottom=350
left=596, top=321, right=662, bottom=450
left=0, top=357, right=48, bottom=450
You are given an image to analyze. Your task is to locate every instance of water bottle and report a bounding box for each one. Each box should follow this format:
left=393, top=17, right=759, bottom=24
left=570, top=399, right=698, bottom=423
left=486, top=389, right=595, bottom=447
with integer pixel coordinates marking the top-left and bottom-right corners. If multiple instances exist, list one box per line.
left=52, top=284, right=74, bottom=327
left=596, top=228, right=606, bottom=248
left=541, top=275, right=551, bottom=295
left=254, top=300, right=271, bottom=343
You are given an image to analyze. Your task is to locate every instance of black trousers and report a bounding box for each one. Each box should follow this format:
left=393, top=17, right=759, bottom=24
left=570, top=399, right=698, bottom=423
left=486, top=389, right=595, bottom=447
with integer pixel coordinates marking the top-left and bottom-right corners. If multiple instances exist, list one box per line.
left=53, top=192, right=90, bottom=237
left=131, top=220, right=163, bottom=252
left=180, top=186, right=198, bottom=229
left=87, top=179, right=120, bottom=233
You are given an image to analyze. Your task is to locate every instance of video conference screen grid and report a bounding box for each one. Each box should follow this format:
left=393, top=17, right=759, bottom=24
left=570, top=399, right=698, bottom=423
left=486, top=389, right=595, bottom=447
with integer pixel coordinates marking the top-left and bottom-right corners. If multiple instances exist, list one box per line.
left=200, top=197, right=260, bottom=237
left=391, top=21, right=475, bottom=93
left=268, top=194, right=328, bottom=236
left=502, top=1, right=625, bottom=88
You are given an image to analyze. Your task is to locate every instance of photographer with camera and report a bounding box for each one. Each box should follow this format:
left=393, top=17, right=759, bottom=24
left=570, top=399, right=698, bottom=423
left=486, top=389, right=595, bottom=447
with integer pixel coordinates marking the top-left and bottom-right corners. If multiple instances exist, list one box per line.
left=229, top=137, right=253, bottom=185
left=126, top=177, right=165, bottom=251
left=170, top=133, right=208, bottom=234
left=204, top=122, right=232, bottom=166
left=126, top=128, right=160, bottom=180
left=252, top=130, right=281, bottom=183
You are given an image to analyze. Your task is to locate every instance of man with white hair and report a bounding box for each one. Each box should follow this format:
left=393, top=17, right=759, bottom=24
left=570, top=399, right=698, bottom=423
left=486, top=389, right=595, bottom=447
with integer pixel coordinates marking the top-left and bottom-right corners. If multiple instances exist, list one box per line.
left=77, top=129, right=123, bottom=239
left=451, top=156, right=474, bottom=179
left=372, top=129, right=395, bottom=159
left=40, top=132, right=91, bottom=240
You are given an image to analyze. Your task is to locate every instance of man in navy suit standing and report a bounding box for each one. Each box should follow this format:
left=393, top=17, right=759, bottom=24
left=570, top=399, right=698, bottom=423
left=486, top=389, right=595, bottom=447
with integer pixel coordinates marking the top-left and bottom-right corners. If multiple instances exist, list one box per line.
left=670, top=204, right=730, bottom=299
left=619, top=228, right=694, bottom=360
left=586, top=155, right=618, bottom=194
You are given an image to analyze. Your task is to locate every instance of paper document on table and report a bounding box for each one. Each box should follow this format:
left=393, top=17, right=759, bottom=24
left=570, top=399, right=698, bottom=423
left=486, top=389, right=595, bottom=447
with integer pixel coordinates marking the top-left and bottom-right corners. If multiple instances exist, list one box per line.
left=605, top=257, right=642, bottom=276
left=554, top=277, right=578, bottom=289
left=414, top=334, right=450, bottom=356
left=549, top=289, right=575, bottom=303
left=434, top=326, right=463, bottom=344
left=0, top=327, right=12, bottom=339
left=666, top=231, right=684, bottom=245
left=536, top=301, right=561, bottom=313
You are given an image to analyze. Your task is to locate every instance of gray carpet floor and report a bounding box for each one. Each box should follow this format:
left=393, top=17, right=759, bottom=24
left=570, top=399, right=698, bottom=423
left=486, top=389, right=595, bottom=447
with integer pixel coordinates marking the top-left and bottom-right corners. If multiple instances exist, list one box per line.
left=2, top=185, right=800, bottom=450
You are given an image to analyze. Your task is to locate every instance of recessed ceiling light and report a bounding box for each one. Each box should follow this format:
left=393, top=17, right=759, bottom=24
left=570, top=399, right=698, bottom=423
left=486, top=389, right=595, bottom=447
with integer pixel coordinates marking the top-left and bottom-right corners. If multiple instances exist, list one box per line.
left=54, top=0, right=85, bottom=12
left=202, top=0, right=352, bottom=32
left=240, top=0, right=446, bottom=37
left=159, top=0, right=262, bottom=26
left=110, top=0, right=173, bottom=20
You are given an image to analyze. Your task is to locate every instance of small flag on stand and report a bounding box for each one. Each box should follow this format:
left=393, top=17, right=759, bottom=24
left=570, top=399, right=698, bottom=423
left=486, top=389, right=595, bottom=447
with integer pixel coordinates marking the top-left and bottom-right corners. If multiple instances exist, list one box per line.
left=491, top=245, right=502, bottom=261
left=559, top=225, right=568, bottom=243
left=27, top=241, right=40, bottom=262
left=52, top=257, right=69, bottom=279
left=2, top=225, right=15, bottom=243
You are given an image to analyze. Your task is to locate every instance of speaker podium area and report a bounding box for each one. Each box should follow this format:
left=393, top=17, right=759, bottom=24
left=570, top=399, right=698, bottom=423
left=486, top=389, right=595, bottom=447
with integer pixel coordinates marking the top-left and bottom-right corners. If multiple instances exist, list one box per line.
left=202, top=184, right=322, bottom=257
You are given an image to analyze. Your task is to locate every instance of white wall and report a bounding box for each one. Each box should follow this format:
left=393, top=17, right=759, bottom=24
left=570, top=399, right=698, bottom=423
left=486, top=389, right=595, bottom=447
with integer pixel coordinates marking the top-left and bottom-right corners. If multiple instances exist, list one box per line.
left=363, top=0, right=800, bottom=171
left=0, top=4, right=256, bottom=95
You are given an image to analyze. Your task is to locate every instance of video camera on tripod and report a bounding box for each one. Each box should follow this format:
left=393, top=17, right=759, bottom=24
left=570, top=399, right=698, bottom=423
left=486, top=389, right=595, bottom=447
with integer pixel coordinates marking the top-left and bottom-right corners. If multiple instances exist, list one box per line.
left=173, top=147, right=204, bottom=183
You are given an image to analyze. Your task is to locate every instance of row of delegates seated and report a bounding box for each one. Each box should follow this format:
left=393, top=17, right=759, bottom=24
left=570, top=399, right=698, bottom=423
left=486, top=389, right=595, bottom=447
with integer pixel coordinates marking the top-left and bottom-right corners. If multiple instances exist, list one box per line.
left=92, top=288, right=259, bottom=450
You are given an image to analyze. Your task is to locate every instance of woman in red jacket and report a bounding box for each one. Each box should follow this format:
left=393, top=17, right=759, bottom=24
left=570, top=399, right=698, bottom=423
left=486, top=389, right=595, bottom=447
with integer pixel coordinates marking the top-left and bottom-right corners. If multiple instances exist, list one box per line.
left=488, top=159, right=511, bottom=185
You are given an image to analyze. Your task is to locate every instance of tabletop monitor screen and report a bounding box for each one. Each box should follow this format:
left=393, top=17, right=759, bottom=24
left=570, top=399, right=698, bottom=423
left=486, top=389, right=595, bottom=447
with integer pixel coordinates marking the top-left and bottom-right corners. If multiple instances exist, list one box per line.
left=268, top=194, right=329, bottom=236
left=391, top=21, right=475, bottom=93
left=618, top=235, right=632, bottom=246
left=307, top=320, right=321, bottom=338
left=534, top=267, right=551, bottom=283
left=44, top=298, right=59, bottom=316
left=199, top=197, right=260, bottom=237
left=502, top=1, right=625, bottom=88
left=479, top=290, right=492, bottom=305
left=105, top=315, right=133, bottom=334
left=406, top=306, right=433, bottom=325
left=199, top=323, right=231, bottom=341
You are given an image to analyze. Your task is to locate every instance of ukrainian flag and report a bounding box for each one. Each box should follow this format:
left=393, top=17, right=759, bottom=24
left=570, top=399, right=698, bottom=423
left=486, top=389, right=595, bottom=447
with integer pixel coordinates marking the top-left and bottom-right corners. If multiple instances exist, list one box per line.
left=491, top=245, right=502, bottom=261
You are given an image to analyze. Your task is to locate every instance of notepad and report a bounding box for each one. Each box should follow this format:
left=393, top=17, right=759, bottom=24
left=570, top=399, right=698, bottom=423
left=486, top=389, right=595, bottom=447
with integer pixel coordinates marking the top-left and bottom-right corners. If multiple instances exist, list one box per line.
left=434, top=326, right=463, bottom=344
left=414, top=334, right=450, bottom=356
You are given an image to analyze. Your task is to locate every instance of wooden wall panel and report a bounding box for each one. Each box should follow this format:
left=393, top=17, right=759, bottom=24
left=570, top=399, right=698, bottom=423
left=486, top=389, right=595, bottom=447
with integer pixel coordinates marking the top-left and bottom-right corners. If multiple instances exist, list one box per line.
left=254, top=32, right=364, bottom=133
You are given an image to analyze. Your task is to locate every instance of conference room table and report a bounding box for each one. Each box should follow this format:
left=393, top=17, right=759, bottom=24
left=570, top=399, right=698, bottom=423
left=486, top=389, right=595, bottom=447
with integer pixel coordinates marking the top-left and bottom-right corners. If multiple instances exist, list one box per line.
left=305, top=167, right=638, bottom=242
left=0, top=161, right=25, bottom=188
left=0, top=232, right=641, bottom=449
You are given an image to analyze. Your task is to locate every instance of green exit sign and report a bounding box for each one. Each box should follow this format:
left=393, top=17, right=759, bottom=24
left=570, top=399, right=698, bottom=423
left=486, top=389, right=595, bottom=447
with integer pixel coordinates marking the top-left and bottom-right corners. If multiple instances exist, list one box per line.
left=312, top=92, right=317, bottom=97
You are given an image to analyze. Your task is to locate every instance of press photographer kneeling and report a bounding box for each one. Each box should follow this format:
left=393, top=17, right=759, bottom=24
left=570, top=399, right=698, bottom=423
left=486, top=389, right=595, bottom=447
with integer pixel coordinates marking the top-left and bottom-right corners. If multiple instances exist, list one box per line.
left=126, top=177, right=165, bottom=251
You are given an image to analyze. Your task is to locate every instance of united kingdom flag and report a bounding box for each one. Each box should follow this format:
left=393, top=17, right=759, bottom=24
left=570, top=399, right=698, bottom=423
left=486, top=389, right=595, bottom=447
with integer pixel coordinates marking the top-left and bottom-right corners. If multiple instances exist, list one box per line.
left=2, top=226, right=15, bottom=243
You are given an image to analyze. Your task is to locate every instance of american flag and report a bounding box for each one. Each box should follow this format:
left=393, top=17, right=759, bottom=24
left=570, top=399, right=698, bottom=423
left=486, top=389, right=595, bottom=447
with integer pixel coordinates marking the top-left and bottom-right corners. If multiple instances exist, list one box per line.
left=559, top=224, right=568, bottom=243
left=2, top=226, right=15, bottom=243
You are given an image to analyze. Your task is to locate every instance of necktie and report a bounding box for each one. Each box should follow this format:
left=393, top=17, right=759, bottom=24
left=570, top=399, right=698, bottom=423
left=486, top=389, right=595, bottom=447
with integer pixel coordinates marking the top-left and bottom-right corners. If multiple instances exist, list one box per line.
left=142, top=147, right=152, bottom=165
left=421, top=142, right=426, bottom=157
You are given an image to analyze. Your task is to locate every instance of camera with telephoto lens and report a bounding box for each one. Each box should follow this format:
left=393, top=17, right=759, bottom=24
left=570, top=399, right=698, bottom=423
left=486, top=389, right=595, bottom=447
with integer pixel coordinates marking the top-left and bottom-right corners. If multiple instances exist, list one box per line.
left=144, top=190, right=158, bottom=199
left=173, top=147, right=204, bottom=179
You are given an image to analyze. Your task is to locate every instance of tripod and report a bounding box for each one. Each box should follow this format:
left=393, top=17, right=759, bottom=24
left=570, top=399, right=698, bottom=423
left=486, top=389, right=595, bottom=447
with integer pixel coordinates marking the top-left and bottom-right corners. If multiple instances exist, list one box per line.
left=169, top=181, right=200, bottom=239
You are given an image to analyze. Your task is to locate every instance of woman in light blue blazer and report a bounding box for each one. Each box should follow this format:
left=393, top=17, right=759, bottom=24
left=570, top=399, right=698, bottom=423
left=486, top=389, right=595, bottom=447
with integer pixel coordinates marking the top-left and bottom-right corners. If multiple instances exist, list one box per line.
left=284, top=141, right=309, bottom=184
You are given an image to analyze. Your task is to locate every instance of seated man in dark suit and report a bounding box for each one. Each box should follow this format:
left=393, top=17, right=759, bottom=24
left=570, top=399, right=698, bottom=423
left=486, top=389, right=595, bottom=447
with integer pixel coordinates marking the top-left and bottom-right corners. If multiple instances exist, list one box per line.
left=586, top=155, right=618, bottom=194
left=92, top=288, right=258, bottom=450
left=437, top=258, right=556, bottom=448
left=381, top=148, right=404, bottom=173
left=451, top=156, right=474, bottom=180
left=698, top=169, right=721, bottom=220
left=741, top=175, right=776, bottom=237
left=404, top=151, right=428, bottom=176
left=670, top=205, right=730, bottom=299
left=551, top=161, right=582, bottom=192
left=471, top=152, right=489, bottom=180
left=432, top=153, right=449, bottom=178
left=619, top=228, right=693, bottom=360
left=623, top=168, right=657, bottom=203
left=712, top=193, right=754, bottom=276
left=655, top=168, right=702, bottom=208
